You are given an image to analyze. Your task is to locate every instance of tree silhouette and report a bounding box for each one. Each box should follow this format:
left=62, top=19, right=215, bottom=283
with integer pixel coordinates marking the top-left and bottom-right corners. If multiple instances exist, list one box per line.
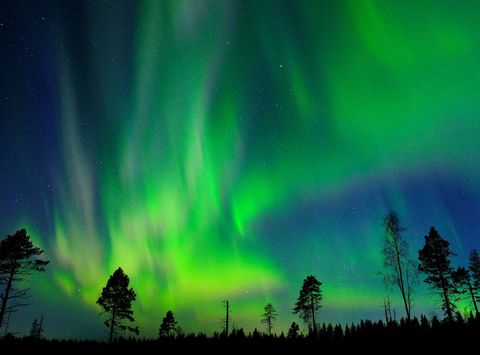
left=261, top=303, right=278, bottom=335
left=420, top=314, right=430, bottom=330
left=97, top=267, right=138, bottom=343
left=293, top=275, right=322, bottom=335
left=29, top=315, right=44, bottom=339
left=0, top=229, right=49, bottom=328
left=287, top=321, right=300, bottom=339
left=159, top=310, right=177, bottom=337
left=222, top=300, right=230, bottom=336
left=453, top=266, right=478, bottom=314
left=418, top=227, right=456, bottom=321
left=469, top=249, right=480, bottom=314
left=381, top=211, right=417, bottom=320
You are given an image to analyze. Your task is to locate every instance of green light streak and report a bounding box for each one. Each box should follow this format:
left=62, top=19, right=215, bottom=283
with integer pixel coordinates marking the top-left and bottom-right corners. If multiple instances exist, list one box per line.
left=16, top=0, right=480, bottom=337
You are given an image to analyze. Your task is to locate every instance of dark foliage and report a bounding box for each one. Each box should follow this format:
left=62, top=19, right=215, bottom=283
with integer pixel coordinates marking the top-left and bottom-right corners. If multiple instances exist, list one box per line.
left=287, top=322, right=299, bottom=339
left=29, top=316, right=44, bottom=339
left=0, top=229, right=49, bottom=328
left=418, top=227, right=456, bottom=321
left=159, top=310, right=177, bottom=337
left=453, top=266, right=479, bottom=314
left=293, top=275, right=322, bottom=334
left=468, top=249, right=480, bottom=314
left=97, top=267, right=139, bottom=343
left=1, top=314, right=479, bottom=352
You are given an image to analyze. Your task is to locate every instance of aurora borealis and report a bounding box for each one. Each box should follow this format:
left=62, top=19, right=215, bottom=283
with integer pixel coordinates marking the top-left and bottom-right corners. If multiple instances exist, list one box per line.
left=2, top=0, right=480, bottom=339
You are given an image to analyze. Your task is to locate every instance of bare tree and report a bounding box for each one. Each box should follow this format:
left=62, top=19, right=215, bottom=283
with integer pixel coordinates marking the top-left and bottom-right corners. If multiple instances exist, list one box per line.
left=381, top=212, right=417, bottom=321
left=222, top=300, right=230, bottom=336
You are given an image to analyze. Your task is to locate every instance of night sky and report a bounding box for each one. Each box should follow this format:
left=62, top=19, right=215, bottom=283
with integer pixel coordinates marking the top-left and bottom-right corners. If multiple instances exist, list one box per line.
left=1, top=0, right=480, bottom=339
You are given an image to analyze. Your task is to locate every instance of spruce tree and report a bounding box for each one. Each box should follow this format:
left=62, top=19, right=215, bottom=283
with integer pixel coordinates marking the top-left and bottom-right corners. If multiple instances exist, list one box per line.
left=287, top=321, right=300, bottom=338
left=159, top=310, right=177, bottom=337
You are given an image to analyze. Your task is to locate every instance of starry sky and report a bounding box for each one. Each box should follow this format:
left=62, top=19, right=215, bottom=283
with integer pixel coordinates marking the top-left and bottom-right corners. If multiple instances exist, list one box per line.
left=1, top=0, right=480, bottom=339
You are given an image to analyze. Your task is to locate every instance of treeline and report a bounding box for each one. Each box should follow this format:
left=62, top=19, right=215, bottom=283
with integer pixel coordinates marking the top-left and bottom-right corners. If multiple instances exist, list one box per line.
left=1, top=314, right=480, bottom=350
left=1, top=210, right=480, bottom=343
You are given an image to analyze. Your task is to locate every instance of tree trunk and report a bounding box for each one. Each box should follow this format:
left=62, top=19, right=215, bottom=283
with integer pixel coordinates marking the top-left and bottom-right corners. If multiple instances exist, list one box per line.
left=225, top=301, right=229, bottom=336
left=311, top=299, right=316, bottom=336
left=393, top=237, right=411, bottom=321
left=440, top=275, right=453, bottom=321
left=0, top=269, right=14, bottom=328
left=468, top=279, right=479, bottom=315
left=384, top=300, right=389, bottom=324
left=109, top=306, right=116, bottom=344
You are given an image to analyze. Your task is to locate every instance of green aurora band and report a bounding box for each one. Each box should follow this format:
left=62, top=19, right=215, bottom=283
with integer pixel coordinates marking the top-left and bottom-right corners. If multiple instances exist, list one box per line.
left=6, top=0, right=480, bottom=337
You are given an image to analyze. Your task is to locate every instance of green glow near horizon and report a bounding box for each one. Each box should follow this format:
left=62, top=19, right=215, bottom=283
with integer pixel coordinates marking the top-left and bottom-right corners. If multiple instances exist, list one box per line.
left=16, top=0, right=480, bottom=336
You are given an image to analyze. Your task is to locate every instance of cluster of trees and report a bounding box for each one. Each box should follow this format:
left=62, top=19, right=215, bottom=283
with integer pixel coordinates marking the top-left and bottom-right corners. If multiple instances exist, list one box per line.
left=96, top=267, right=179, bottom=343
left=261, top=211, right=480, bottom=337
left=29, top=315, right=44, bottom=339
left=380, top=212, right=480, bottom=324
left=1, top=211, right=480, bottom=343
left=2, top=315, right=480, bottom=350
left=95, top=268, right=323, bottom=342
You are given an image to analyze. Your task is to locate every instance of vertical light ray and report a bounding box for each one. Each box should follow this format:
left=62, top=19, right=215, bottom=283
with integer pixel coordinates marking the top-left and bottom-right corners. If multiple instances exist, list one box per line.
left=11, top=0, right=480, bottom=337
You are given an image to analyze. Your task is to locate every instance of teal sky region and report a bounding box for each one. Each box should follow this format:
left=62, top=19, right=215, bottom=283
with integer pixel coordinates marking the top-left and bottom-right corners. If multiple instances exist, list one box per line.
left=1, top=0, right=480, bottom=339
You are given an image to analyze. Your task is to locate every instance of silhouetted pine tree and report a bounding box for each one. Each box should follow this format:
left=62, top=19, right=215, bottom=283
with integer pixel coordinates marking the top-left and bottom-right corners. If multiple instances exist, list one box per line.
left=261, top=303, right=278, bottom=335
left=0, top=229, right=49, bottom=328
left=349, top=322, right=356, bottom=337
left=325, top=323, right=333, bottom=341
left=293, top=275, right=322, bottom=335
left=97, top=267, right=139, bottom=343
left=334, top=324, right=343, bottom=340
left=251, top=328, right=261, bottom=339
left=418, top=227, right=456, bottom=321
left=469, top=249, right=480, bottom=314
left=287, top=322, right=300, bottom=339
left=455, top=312, right=464, bottom=327
left=420, top=315, right=430, bottom=330
left=431, top=315, right=440, bottom=329
left=453, top=266, right=478, bottom=314
left=29, top=316, right=44, bottom=339
left=344, top=324, right=351, bottom=339
left=159, top=310, right=177, bottom=337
